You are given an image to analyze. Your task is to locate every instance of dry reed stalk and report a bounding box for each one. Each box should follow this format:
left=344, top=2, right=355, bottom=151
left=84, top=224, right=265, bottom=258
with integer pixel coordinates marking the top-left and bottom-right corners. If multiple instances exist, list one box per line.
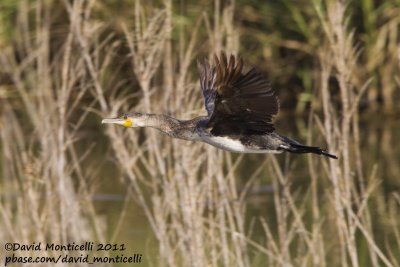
left=89, top=0, right=257, bottom=266
left=314, top=1, right=395, bottom=266
left=0, top=1, right=107, bottom=266
left=1, top=1, right=399, bottom=267
left=248, top=1, right=400, bottom=266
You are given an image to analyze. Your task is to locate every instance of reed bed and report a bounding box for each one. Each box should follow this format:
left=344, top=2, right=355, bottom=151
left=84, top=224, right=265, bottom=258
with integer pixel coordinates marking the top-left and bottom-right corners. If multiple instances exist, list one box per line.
left=0, top=0, right=399, bottom=266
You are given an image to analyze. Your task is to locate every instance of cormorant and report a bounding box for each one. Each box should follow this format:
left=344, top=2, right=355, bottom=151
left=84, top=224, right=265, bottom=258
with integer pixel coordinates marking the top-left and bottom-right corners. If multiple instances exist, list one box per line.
left=102, top=52, right=337, bottom=159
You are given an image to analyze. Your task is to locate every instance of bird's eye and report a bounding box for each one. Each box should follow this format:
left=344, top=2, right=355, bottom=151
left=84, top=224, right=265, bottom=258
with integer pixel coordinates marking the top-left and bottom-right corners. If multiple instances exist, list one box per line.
left=122, top=115, right=128, bottom=120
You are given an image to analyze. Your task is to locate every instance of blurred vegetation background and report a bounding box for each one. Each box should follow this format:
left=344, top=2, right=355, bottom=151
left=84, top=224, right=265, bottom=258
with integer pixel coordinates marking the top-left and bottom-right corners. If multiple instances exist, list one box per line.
left=2, top=0, right=399, bottom=113
left=0, top=0, right=399, bottom=266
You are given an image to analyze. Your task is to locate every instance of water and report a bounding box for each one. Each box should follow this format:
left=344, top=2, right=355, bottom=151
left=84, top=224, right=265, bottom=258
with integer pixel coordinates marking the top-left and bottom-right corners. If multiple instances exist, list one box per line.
left=92, top=116, right=400, bottom=265
left=2, top=116, right=398, bottom=266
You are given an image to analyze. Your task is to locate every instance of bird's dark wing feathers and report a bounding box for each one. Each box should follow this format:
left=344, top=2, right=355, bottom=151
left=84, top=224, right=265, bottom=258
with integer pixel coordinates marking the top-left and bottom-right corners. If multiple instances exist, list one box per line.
left=197, top=52, right=279, bottom=136
left=197, top=59, right=217, bottom=117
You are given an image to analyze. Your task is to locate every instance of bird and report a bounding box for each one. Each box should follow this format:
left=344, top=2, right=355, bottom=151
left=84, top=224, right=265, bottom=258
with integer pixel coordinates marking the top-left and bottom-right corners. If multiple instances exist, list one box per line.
left=102, top=52, right=337, bottom=159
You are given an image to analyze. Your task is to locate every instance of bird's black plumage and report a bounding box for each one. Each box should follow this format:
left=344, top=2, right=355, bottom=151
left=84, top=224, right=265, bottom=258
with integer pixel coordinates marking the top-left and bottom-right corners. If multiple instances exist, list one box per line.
left=197, top=52, right=279, bottom=136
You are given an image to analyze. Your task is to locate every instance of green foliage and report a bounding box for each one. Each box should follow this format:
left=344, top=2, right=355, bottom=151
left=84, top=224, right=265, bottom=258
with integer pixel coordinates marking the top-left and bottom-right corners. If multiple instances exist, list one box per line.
left=0, top=0, right=20, bottom=44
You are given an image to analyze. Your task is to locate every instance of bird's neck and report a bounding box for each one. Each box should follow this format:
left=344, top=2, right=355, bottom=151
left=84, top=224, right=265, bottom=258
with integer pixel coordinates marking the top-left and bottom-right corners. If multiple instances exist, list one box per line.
left=138, top=114, right=177, bottom=130
left=140, top=114, right=195, bottom=140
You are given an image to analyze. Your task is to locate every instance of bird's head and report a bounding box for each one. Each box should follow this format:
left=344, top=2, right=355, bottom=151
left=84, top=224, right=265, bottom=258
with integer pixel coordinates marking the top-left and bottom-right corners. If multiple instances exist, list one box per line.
left=101, top=112, right=146, bottom=128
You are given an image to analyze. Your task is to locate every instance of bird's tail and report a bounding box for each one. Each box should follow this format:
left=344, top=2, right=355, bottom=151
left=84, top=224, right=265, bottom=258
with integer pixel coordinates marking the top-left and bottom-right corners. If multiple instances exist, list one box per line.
left=281, top=143, right=338, bottom=159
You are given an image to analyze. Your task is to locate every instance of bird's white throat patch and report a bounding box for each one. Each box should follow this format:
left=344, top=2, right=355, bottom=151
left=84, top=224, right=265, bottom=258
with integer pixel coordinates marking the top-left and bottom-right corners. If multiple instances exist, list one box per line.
left=134, top=119, right=145, bottom=127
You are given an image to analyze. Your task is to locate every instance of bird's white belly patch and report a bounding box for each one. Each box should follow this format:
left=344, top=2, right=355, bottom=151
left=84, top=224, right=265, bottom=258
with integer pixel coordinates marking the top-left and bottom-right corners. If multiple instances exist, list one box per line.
left=201, top=135, right=281, bottom=154
left=206, top=136, right=247, bottom=152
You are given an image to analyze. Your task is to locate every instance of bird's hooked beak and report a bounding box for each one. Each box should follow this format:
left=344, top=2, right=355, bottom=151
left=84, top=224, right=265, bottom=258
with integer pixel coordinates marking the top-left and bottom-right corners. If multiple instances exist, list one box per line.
left=101, top=117, right=133, bottom=127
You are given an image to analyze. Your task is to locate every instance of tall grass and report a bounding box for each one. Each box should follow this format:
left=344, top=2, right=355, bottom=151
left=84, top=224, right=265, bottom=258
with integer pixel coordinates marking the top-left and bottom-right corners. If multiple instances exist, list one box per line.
left=0, top=1, right=107, bottom=265
left=0, top=0, right=399, bottom=266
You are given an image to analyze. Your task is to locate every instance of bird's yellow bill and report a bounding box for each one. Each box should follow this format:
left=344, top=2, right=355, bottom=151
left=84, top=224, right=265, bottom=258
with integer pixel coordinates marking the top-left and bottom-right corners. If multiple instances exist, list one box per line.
left=102, top=118, right=133, bottom=127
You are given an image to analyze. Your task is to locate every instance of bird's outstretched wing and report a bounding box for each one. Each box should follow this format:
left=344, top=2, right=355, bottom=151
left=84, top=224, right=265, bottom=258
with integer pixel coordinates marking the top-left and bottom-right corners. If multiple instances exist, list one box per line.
left=197, top=52, right=279, bottom=136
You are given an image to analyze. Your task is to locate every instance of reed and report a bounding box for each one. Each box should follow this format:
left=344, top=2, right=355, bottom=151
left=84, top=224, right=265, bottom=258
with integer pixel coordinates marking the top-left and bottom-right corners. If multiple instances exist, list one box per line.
left=0, top=1, right=107, bottom=265
left=0, top=0, right=399, bottom=266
